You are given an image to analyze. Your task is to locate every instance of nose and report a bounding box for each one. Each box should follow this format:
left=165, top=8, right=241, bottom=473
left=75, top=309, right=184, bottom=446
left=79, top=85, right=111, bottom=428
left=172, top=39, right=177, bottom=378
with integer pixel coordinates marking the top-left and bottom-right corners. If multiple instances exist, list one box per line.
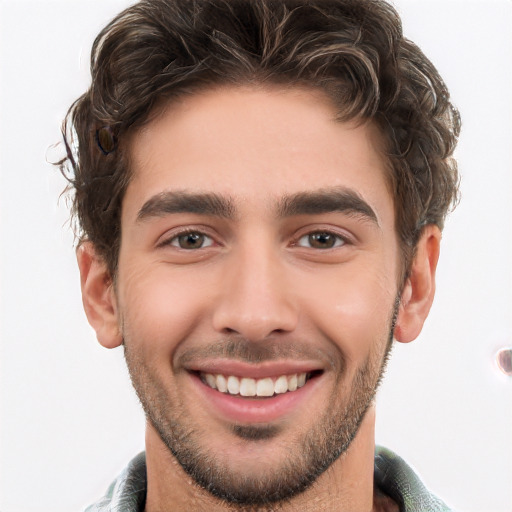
left=212, top=242, right=299, bottom=341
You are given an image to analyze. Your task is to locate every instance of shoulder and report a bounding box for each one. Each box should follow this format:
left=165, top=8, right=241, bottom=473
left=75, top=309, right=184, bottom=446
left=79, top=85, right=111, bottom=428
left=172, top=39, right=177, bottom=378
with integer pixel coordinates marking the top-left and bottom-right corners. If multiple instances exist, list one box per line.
left=84, top=452, right=147, bottom=512
left=374, top=446, right=455, bottom=512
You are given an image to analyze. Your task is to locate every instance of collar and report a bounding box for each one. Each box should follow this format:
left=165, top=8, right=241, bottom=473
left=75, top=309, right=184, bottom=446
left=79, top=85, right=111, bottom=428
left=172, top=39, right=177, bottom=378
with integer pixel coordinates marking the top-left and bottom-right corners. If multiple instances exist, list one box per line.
left=85, top=447, right=453, bottom=511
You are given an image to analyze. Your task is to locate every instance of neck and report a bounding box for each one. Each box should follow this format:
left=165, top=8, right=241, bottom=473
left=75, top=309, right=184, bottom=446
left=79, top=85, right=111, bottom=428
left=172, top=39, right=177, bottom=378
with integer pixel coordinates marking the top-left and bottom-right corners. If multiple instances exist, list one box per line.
left=144, top=406, right=380, bottom=512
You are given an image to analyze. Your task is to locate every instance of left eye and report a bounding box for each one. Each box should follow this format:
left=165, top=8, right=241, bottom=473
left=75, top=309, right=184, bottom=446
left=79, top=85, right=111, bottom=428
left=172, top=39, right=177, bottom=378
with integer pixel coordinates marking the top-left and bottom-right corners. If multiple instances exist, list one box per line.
left=169, top=232, right=214, bottom=249
left=296, top=232, right=346, bottom=249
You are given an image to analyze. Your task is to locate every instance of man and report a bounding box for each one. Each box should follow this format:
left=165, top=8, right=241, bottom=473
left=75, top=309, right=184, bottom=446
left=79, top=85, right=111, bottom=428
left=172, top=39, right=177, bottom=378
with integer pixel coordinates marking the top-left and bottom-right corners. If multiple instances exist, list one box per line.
left=60, top=0, right=460, bottom=510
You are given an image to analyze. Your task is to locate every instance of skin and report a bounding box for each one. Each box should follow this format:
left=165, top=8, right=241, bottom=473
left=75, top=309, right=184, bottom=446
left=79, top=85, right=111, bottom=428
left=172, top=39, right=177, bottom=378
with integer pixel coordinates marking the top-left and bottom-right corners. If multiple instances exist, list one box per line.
left=78, top=85, right=440, bottom=511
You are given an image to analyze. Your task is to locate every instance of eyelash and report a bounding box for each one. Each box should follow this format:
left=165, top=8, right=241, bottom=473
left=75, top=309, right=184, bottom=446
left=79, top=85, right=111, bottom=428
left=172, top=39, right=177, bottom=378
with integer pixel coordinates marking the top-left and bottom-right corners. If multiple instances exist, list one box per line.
left=294, top=230, right=349, bottom=249
left=158, top=229, right=215, bottom=250
left=158, top=228, right=350, bottom=251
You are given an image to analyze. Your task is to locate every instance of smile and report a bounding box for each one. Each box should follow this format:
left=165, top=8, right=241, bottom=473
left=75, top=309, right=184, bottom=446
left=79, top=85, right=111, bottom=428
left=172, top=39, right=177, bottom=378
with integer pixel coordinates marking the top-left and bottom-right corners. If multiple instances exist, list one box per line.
left=200, top=372, right=309, bottom=397
left=188, top=363, right=325, bottom=423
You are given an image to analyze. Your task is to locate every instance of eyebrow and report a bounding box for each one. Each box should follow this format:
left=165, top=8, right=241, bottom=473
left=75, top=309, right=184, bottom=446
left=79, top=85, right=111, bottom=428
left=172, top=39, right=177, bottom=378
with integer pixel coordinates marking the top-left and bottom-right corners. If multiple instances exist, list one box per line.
left=137, top=191, right=235, bottom=221
left=136, top=187, right=379, bottom=226
left=277, top=188, right=379, bottom=226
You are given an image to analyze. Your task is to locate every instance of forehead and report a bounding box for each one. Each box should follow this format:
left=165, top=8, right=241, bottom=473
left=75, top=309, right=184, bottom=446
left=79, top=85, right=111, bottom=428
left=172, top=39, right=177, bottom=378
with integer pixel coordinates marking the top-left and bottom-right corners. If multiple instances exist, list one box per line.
left=124, top=85, right=393, bottom=225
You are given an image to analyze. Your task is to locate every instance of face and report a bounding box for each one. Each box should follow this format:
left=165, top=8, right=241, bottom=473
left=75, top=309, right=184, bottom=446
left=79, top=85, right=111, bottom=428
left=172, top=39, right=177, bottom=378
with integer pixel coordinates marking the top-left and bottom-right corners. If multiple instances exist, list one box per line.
left=115, top=86, right=402, bottom=505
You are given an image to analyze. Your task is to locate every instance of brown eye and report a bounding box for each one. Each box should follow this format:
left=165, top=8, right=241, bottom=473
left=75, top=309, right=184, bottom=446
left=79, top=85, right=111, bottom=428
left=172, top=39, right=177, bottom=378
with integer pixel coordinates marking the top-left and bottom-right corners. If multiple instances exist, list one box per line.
left=297, top=232, right=344, bottom=249
left=171, top=232, right=212, bottom=249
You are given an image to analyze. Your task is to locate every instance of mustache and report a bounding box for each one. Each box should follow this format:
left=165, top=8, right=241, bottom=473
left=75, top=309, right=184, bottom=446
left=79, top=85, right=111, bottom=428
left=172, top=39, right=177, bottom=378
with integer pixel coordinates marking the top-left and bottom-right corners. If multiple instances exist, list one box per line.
left=176, top=336, right=337, bottom=369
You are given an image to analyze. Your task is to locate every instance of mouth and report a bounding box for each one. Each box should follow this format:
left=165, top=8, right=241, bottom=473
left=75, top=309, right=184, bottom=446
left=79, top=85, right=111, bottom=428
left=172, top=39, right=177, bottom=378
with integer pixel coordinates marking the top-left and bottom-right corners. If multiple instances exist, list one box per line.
left=187, top=364, right=325, bottom=424
left=198, top=371, right=322, bottom=398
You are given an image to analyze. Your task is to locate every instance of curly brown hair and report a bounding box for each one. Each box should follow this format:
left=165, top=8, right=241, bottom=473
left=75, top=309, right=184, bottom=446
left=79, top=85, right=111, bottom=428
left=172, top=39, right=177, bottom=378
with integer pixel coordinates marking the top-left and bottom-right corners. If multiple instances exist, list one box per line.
left=60, top=0, right=460, bottom=278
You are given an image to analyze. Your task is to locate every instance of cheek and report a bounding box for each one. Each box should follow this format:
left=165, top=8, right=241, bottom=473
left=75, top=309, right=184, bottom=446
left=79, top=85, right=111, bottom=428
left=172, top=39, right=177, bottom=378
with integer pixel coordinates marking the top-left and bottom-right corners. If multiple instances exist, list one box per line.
left=117, top=262, right=213, bottom=353
left=297, top=262, right=397, bottom=364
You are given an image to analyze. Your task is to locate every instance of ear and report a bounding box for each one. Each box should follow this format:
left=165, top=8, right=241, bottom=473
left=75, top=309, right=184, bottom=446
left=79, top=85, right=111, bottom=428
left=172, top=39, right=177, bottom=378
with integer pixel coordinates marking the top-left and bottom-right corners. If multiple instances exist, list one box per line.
left=394, top=225, right=441, bottom=343
left=76, top=241, right=123, bottom=349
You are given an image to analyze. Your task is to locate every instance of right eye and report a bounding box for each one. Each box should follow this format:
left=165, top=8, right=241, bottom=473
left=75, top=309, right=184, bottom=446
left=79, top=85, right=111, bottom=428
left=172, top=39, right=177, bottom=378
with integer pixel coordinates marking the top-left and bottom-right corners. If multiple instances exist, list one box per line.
left=166, top=231, right=214, bottom=250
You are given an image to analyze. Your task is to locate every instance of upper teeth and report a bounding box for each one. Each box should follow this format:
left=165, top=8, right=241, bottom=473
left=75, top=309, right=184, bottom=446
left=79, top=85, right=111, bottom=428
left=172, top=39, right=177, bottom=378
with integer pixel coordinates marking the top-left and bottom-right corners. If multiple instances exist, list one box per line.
left=202, top=372, right=307, bottom=397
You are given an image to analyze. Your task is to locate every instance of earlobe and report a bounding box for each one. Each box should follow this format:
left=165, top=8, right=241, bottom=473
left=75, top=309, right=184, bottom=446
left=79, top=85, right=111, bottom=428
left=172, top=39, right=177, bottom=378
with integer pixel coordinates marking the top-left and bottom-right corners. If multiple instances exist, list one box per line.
left=76, top=242, right=123, bottom=349
left=394, top=225, right=441, bottom=343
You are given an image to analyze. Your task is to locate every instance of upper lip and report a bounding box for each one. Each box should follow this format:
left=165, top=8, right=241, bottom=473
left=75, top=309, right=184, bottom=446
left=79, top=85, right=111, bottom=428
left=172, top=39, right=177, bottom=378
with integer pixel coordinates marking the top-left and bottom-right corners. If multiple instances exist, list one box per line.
left=185, top=359, right=324, bottom=379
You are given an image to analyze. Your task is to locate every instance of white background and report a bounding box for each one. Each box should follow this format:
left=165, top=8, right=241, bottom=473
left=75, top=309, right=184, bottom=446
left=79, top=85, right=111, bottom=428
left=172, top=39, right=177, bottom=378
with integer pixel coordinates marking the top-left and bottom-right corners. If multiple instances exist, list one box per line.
left=0, top=1, right=511, bottom=511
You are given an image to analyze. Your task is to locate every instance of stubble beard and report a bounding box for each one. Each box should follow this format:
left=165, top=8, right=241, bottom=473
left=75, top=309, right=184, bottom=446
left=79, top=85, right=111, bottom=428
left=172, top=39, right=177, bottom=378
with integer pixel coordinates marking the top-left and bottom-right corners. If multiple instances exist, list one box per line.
left=123, top=301, right=398, bottom=509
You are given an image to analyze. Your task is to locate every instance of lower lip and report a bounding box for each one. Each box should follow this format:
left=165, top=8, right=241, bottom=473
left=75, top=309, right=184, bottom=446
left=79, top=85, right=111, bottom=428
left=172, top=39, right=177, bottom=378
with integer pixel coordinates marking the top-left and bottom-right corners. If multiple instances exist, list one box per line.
left=189, top=372, right=323, bottom=424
